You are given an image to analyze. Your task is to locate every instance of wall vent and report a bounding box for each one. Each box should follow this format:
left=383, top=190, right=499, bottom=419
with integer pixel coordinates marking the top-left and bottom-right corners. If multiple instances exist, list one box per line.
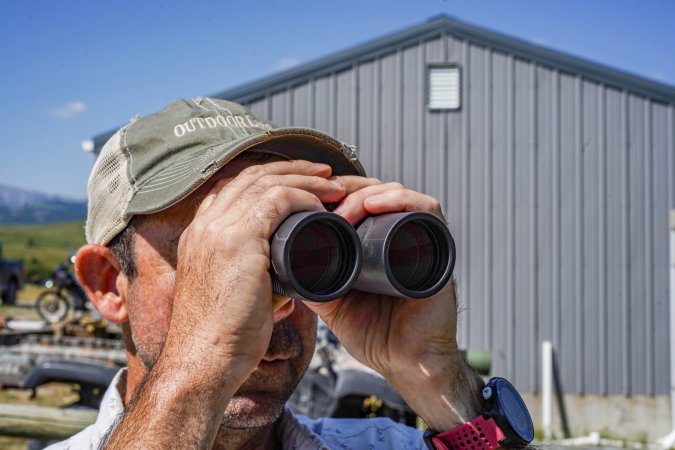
left=428, top=65, right=461, bottom=110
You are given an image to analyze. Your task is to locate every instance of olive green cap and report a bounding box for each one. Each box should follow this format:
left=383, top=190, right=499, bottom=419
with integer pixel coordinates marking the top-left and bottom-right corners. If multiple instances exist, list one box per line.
left=86, top=97, right=366, bottom=245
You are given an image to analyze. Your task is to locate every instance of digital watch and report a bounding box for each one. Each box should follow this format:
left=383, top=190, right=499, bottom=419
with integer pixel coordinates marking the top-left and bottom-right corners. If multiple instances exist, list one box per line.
left=425, top=377, right=534, bottom=450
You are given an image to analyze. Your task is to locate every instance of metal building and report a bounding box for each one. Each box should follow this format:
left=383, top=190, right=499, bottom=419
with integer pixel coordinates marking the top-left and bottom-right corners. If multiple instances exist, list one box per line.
left=93, top=16, right=675, bottom=402
left=211, top=15, right=675, bottom=399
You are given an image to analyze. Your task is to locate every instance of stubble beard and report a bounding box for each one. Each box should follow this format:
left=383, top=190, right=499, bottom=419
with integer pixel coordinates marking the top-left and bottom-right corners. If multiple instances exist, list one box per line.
left=221, top=318, right=315, bottom=428
left=132, top=316, right=316, bottom=429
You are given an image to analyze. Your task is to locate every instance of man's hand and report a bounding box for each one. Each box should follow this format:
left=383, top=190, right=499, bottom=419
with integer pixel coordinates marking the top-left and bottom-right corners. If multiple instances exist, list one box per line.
left=164, top=160, right=345, bottom=383
left=304, top=176, right=486, bottom=431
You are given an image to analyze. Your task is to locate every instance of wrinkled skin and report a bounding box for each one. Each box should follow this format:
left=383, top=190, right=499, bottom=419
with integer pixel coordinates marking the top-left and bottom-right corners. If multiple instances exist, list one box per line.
left=76, top=156, right=484, bottom=450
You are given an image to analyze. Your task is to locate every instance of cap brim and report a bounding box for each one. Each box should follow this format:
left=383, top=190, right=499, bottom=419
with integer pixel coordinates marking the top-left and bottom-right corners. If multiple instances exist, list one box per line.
left=125, top=127, right=366, bottom=217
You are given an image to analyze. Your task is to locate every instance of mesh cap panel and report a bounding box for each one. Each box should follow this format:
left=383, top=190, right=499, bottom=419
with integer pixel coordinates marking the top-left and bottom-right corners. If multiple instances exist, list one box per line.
left=86, top=130, right=134, bottom=244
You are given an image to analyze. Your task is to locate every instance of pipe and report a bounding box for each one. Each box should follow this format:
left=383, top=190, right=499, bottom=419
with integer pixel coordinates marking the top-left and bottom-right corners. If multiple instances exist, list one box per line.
left=542, top=340, right=553, bottom=440
left=659, top=211, right=675, bottom=449
left=669, top=210, right=675, bottom=430
left=551, top=347, right=571, bottom=438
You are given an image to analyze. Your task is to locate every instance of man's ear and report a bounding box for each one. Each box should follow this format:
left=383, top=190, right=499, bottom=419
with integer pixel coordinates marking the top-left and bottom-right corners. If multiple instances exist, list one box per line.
left=75, top=244, right=129, bottom=324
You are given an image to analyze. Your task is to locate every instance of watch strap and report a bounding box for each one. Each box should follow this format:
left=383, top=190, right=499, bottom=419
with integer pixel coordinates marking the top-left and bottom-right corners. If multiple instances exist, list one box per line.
left=429, top=415, right=505, bottom=450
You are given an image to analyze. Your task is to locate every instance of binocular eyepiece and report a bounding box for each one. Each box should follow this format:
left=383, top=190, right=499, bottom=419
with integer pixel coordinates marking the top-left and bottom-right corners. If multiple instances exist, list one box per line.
left=270, top=211, right=456, bottom=302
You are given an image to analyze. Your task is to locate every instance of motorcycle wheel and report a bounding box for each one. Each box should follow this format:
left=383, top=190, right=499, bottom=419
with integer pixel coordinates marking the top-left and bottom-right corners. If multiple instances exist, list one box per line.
left=35, top=291, right=71, bottom=324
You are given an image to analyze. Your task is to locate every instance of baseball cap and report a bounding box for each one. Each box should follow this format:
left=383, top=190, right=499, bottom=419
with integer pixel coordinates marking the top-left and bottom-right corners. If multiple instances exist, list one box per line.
left=86, top=97, right=366, bottom=245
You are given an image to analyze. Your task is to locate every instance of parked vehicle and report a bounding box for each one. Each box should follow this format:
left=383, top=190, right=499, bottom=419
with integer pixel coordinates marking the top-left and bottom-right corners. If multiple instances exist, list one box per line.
left=35, top=255, right=89, bottom=323
left=0, top=333, right=125, bottom=450
left=0, top=241, right=25, bottom=305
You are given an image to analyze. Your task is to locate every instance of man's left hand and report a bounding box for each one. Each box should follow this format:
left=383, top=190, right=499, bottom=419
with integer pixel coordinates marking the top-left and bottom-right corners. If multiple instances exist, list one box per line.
left=304, top=176, right=484, bottom=431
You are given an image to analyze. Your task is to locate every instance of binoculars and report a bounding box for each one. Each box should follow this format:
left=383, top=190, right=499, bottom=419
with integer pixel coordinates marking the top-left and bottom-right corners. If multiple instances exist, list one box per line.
left=270, top=211, right=456, bottom=302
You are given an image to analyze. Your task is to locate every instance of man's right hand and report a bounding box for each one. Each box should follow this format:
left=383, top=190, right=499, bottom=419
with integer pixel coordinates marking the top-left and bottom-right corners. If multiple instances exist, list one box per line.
left=164, top=159, right=346, bottom=387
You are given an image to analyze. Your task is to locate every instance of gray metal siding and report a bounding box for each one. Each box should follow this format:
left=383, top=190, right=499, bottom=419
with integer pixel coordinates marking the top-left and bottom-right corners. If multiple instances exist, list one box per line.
left=230, top=33, right=673, bottom=396
left=654, top=102, right=671, bottom=395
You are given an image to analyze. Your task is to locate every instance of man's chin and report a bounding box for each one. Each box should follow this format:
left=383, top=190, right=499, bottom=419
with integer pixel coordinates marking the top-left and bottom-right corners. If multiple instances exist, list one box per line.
left=221, top=392, right=287, bottom=429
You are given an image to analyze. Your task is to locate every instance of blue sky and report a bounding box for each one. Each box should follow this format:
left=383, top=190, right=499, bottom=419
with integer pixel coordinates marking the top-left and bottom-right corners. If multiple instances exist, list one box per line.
left=1, top=0, right=673, bottom=199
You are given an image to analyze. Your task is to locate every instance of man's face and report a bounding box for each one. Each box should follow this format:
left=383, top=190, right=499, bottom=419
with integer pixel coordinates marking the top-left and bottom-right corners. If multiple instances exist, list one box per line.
left=122, top=155, right=317, bottom=428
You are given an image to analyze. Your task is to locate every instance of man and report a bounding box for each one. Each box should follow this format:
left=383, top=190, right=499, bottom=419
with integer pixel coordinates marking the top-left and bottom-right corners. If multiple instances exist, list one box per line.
left=49, top=97, right=519, bottom=449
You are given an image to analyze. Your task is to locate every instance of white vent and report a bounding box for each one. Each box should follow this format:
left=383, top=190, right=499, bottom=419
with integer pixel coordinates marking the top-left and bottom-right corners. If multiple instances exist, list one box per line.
left=428, top=66, right=461, bottom=110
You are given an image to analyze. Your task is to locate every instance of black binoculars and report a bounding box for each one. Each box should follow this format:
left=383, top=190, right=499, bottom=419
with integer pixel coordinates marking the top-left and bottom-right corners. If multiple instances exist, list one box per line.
left=270, top=211, right=456, bottom=302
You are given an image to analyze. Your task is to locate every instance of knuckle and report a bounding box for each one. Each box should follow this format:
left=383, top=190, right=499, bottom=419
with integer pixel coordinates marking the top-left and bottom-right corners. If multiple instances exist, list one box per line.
left=186, top=219, right=207, bottom=237
left=217, top=226, right=241, bottom=250
left=255, top=196, right=284, bottom=221
left=266, top=185, right=289, bottom=201
left=254, top=177, right=272, bottom=191
left=259, top=174, right=282, bottom=186
left=388, top=182, right=405, bottom=190
left=309, top=175, right=330, bottom=186
left=416, top=193, right=441, bottom=211
left=248, top=178, right=271, bottom=197
left=240, top=163, right=265, bottom=178
left=293, top=159, right=314, bottom=169
left=203, top=219, right=225, bottom=237
left=180, top=218, right=227, bottom=252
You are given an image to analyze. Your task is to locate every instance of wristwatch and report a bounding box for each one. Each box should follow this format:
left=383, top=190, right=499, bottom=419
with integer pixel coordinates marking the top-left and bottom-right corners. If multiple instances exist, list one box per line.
left=425, top=377, right=534, bottom=450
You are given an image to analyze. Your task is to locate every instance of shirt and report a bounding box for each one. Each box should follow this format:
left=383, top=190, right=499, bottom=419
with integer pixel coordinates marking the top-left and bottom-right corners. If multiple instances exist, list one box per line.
left=46, top=369, right=427, bottom=450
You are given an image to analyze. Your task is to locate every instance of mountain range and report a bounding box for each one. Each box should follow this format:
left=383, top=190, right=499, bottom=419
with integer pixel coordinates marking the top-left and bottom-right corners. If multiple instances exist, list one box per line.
left=0, top=184, right=87, bottom=225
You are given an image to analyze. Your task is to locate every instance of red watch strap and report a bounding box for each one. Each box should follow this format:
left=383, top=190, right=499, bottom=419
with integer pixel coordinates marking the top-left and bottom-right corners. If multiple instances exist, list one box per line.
left=431, top=416, right=505, bottom=450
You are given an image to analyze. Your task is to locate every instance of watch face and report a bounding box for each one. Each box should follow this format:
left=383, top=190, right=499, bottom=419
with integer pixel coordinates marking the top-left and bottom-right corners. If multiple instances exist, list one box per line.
left=496, top=379, right=534, bottom=443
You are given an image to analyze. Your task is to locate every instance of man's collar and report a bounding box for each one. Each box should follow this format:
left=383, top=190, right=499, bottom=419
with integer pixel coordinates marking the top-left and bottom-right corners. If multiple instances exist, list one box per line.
left=96, top=369, right=330, bottom=450
left=277, top=408, right=330, bottom=450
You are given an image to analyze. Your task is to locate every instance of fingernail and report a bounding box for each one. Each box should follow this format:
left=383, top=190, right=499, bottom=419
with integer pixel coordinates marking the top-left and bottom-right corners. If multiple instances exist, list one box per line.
left=366, top=195, right=383, bottom=205
left=328, top=176, right=342, bottom=187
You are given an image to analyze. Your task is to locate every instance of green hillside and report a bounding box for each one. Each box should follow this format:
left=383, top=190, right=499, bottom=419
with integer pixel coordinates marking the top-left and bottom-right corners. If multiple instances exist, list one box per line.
left=0, top=221, right=86, bottom=282
left=0, top=200, right=87, bottom=224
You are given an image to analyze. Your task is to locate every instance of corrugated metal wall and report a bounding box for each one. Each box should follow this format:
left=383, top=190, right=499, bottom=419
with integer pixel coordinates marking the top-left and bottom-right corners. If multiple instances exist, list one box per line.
left=241, top=33, right=674, bottom=396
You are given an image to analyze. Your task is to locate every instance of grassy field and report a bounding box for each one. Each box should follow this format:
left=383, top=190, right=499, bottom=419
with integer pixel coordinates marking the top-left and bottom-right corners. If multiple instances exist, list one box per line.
left=0, top=221, right=85, bottom=283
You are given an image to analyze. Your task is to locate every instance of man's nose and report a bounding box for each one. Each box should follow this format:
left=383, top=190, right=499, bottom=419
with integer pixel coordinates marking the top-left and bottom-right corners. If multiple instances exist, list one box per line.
left=272, top=296, right=296, bottom=322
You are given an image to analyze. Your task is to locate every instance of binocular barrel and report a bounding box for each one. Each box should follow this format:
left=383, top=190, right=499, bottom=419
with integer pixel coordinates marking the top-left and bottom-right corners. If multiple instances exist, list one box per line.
left=353, top=212, right=455, bottom=299
left=270, top=211, right=456, bottom=302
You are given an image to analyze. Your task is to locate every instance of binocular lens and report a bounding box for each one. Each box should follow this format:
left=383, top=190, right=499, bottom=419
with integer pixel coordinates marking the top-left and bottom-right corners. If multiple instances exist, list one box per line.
left=289, top=221, right=348, bottom=294
left=271, top=211, right=361, bottom=302
left=388, top=221, right=437, bottom=291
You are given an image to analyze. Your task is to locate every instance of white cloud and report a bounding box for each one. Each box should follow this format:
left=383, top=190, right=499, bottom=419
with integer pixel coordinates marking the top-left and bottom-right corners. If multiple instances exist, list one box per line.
left=81, top=140, right=95, bottom=153
left=273, top=57, right=300, bottom=72
left=48, top=100, right=87, bottom=119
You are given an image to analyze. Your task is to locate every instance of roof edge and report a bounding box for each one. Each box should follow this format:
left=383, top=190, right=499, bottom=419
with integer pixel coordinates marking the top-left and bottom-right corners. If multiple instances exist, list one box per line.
left=93, top=15, right=675, bottom=153
left=213, top=15, right=675, bottom=105
left=211, top=17, right=450, bottom=102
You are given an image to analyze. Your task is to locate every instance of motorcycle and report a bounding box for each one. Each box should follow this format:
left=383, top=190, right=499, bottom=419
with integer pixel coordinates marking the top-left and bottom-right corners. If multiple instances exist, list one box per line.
left=35, top=255, right=90, bottom=324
